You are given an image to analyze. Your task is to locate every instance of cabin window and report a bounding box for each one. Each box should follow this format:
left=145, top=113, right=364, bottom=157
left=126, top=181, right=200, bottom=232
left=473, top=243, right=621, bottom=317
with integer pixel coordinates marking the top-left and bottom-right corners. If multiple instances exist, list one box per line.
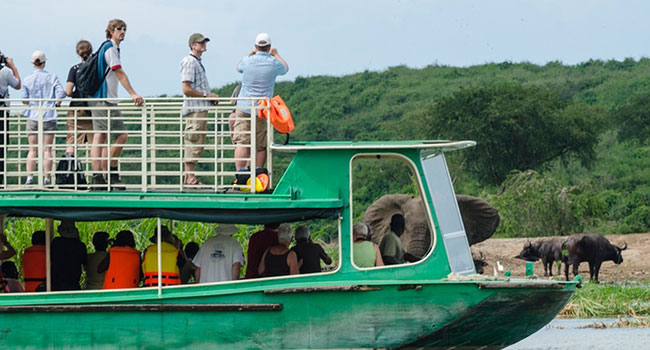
left=350, top=154, right=433, bottom=268
left=420, top=153, right=474, bottom=274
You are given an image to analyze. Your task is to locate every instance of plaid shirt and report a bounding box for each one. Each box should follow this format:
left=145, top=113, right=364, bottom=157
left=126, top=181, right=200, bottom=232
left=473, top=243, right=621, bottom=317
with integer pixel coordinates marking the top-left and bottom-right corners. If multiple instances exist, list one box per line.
left=180, top=54, right=211, bottom=115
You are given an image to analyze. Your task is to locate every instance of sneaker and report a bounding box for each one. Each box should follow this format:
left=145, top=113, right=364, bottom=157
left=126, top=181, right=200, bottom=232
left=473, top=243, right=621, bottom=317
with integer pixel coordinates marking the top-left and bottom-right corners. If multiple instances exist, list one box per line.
left=109, top=172, right=125, bottom=191
left=91, top=174, right=107, bottom=191
left=24, top=177, right=34, bottom=186
left=44, top=178, right=51, bottom=186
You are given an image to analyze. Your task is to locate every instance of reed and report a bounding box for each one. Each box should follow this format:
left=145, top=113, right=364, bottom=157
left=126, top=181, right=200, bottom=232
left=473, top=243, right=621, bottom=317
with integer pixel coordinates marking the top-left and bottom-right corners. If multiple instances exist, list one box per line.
left=560, top=281, right=650, bottom=318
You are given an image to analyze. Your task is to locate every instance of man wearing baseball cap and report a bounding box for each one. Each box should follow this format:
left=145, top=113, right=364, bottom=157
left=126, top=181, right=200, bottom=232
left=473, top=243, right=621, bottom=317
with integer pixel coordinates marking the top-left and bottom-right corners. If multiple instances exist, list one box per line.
left=0, top=49, right=21, bottom=185
left=233, top=32, right=289, bottom=171
left=180, top=33, right=219, bottom=186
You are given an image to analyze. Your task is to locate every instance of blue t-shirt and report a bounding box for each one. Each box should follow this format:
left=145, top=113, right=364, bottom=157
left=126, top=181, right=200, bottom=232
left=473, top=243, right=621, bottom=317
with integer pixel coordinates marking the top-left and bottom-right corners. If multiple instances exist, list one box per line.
left=236, top=52, right=287, bottom=113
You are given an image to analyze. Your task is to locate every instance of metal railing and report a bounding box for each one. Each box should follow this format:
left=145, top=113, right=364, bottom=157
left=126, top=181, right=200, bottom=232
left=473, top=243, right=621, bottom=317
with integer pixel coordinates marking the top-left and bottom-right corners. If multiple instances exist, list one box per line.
left=0, top=97, right=272, bottom=193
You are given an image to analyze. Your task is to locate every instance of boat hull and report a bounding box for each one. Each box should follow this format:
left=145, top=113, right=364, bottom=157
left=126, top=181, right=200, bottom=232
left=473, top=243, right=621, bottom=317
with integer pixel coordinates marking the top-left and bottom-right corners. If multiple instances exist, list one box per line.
left=0, top=280, right=573, bottom=349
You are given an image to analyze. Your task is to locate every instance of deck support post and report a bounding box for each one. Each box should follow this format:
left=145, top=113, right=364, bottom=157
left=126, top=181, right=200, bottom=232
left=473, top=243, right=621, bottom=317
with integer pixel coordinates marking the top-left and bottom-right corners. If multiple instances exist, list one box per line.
left=45, top=218, right=53, bottom=292
left=157, top=217, right=162, bottom=296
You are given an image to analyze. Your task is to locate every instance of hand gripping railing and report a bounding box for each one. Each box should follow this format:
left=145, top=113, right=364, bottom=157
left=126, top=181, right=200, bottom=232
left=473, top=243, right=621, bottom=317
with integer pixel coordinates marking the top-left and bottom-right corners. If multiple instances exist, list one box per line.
left=0, top=97, right=271, bottom=193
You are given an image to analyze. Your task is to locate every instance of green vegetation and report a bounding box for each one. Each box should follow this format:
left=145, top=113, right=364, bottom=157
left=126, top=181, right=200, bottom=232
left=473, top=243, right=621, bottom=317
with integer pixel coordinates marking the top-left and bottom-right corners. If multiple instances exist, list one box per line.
left=560, top=281, right=650, bottom=318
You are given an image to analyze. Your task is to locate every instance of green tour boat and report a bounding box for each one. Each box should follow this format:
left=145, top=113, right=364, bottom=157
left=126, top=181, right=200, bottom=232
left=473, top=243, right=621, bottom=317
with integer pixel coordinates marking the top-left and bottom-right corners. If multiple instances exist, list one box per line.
left=0, top=98, right=576, bottom=349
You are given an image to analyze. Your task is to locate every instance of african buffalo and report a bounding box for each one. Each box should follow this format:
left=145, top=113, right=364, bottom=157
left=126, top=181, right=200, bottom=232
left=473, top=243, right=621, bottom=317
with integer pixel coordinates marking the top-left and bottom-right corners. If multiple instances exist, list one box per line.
left=515, top=239, right=564, bottom=277
left=562, top=233, right=627, bottom=282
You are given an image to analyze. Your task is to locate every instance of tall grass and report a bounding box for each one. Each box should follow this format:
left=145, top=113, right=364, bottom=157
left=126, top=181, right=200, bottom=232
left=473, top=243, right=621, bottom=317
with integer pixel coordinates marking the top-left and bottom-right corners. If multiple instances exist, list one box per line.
left=560, top=281, right=650, bottom=318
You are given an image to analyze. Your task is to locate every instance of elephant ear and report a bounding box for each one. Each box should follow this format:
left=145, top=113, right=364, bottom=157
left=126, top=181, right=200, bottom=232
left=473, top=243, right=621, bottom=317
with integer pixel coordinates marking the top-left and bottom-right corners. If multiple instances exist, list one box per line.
left=456, top=195, right=500, bottom=245
left=362, top=194, right=413, bottom=244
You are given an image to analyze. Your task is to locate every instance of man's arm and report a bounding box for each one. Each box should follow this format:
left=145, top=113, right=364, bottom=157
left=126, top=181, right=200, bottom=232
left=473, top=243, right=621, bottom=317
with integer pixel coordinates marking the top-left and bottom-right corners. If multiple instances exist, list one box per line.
left=181, top=81, right=219, bottom=99
left=319, top=245, right=332, bottom=265
left=231, top=262, right=241, bottom=280
left=270, top=48, right=289, bottom=72
left=287, top=251, right=300, bottom=275
left=5, top=57, right=21, bottom=90
left=65, top=82, right=74, bottom=97
left=113, top=68, right=144, bottom=106
left=374, top=243, right=384, bottom=267
left=97, top=253, right=110, bottom=273
left=194, top=266, right=201, bottom=282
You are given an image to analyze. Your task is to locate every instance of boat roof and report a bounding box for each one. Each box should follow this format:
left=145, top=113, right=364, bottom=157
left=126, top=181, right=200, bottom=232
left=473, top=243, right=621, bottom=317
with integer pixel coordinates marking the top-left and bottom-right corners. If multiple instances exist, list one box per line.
left=272, top=140, right=476, bottom=153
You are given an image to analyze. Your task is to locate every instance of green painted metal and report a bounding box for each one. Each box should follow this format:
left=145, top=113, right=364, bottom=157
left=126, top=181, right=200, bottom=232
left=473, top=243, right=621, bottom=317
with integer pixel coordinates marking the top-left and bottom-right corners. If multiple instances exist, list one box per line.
left=0, top=140, right=576, bottom=349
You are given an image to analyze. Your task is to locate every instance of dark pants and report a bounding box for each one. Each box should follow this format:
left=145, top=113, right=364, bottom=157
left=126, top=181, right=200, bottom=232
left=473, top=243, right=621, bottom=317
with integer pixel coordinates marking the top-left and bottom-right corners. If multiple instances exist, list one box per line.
left=0, top=108, right=7, bottom=185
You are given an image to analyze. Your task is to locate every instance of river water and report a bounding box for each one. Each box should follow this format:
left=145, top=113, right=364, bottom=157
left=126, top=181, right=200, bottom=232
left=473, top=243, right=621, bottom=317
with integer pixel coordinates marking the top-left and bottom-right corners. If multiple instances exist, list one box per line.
left=505, top=318, right=650, bottom=350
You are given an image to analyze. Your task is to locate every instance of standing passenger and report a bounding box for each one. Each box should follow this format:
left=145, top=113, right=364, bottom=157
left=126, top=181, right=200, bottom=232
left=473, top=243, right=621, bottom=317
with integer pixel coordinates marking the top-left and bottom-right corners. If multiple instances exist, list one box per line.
left=193, top=224, right=245, bottom=283
left=89, top=19, right=144, bottom=190
left=180, top=33, right=220, bottom=186
left=22, top=230, right=45, bottom=292
left=258, top=224, right=299, bottom=277
left=141, top=226, right=184, bottom=287
left=100, top=230, right=140, bottom=289
left=64, top=40, right=94, bottom=157
left=352, top=223, right=383, bottom=268
left=51, top=220, right=88, bottom=291
left=233, top=33, right=288, bottom=170
left=291, top=225, right=332, bottom=274
left=244, top=222, right=280, bottom=279
left=21, top=50, right=65, bottom=186
left=0, top=51, right=21, bottom=185
left=85, top=231, right=109, bottom=289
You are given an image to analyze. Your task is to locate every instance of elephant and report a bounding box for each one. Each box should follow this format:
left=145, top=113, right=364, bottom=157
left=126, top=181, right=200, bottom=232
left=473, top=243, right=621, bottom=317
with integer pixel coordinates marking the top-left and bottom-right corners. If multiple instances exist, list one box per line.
left=362, top=194, right=500, bottom=262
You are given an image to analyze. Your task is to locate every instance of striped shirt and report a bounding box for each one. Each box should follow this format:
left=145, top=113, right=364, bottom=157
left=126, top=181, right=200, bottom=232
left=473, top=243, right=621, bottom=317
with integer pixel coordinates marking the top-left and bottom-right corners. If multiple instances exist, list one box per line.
left=180, top=54, right=211, bottom=115
left=22, top=69, right=65, bottom=121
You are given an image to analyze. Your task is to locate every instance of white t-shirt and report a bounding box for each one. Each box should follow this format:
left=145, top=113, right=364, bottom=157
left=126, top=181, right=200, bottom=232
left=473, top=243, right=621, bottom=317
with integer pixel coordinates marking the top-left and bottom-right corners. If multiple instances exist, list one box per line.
left=193, top=235, right=245, bottom=283
left=104, top=41, right=122, bottom=100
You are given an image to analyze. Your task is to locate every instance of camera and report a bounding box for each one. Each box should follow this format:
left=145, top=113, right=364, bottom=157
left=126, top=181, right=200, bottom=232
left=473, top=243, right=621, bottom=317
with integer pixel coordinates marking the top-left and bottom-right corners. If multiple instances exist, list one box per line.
left=0, top=51, right=6, bottom=65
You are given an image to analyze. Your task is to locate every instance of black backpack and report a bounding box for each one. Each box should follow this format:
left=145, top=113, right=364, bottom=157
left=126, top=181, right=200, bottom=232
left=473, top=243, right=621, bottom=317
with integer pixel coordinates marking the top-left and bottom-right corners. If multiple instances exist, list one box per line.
left=55, top=157, right=87, bottom=189
left=75, top=40, right=112, bottom=97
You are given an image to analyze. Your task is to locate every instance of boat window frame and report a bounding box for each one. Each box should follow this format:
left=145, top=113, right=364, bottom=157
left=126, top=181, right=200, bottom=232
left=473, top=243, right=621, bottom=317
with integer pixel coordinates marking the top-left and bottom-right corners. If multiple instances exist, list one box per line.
left=348, top=152, right=438, bottom=271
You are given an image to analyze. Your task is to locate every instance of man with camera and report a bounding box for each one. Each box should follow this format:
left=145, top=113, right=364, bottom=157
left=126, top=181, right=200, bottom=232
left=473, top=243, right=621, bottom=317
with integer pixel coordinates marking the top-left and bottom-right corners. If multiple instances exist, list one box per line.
left=0, top=52, right=22, bottom=185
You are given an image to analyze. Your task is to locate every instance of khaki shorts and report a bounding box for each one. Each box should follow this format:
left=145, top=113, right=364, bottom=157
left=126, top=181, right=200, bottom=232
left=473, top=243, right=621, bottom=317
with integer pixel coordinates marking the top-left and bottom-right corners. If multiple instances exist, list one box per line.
left=89, top=101, right=125, bottom=132
left=232, top=110, right=267, bottom=151
left=66, top=109, right=93, bottom=145
left=183, top=110, right=209, bottom=163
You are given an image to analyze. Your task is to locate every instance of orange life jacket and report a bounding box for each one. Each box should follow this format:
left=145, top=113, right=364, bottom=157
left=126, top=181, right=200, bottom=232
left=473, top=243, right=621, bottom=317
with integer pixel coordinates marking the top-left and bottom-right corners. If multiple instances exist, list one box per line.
left=141, top=242, right=181, bottom=287
left=22, top=245, right=46, bottom=292
left=103, top=246, right=141, bottom=290
left=258, top=95, right=294, bottom=134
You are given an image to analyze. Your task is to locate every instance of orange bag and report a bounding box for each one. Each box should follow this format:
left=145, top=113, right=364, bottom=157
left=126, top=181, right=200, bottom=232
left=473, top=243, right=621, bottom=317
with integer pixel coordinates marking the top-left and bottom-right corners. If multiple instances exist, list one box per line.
left=259, top=95, right=294, bottom=134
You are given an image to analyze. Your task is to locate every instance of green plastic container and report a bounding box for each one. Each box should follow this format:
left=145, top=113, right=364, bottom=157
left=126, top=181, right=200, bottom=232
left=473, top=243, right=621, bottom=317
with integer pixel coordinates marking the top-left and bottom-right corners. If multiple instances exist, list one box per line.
left=525, top=262, right=534, bottom=276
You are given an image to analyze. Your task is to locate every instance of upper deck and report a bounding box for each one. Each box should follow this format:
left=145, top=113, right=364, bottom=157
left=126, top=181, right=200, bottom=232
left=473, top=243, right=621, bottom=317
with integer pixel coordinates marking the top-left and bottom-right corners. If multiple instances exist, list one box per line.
left=0, top=97, right=474, bottom=220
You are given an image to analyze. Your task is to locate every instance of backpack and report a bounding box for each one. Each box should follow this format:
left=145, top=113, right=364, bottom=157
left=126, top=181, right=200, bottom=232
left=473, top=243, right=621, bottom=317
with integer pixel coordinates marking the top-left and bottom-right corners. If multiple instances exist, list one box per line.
left=55, top=157, right=87, bottom=189
left=258, top=95, right=294, bottom=144
left=75, top=40, right=113, bottom=97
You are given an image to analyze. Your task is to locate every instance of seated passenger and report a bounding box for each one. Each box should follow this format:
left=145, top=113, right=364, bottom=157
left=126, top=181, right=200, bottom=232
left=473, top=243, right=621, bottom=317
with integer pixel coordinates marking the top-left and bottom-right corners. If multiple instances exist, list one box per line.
left=1, top=261, right=24, bottom=292
left=352, top=223, right=383, bottom=268
left=379, top=214, right=405, bottom=265
left=258, top=224, right=299, bottom=277
left=51, top=220, right=87, bottom=291
left=291, top=225, right=332, bottom=274
left=245, top=222, right=280, bottom=279
left=141, top=226, right=185, bottom=287
left=22, top=230, right=46, bottom=292
left=85, top=231, right=109, bottom=289
left=0, top=232, right=16, bottom=262
left=180, top=241, right=199, bottom=284
left=193, top=224, right=245, bottom=283
left=100, top=230, right=141, bottom=289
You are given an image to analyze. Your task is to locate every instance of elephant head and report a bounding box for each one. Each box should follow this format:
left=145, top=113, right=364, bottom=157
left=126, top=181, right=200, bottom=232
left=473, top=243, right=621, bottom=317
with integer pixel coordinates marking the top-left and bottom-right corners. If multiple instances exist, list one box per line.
left=362, top=194, right=500, bottom=261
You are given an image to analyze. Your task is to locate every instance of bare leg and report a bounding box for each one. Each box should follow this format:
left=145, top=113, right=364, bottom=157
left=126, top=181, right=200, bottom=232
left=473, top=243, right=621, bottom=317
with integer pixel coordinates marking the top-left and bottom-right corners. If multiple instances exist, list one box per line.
left=108, top=132, right=128, bottom=168
left=184, top=162, right=197, bottom=183
left=235, top=146, right=250, bottom=170
left=92, top=133, right=107, bottom=173
left=43, top=134, right=54, bottom=179
left=256, top=149, right=267, bottom=169
left=27, top=135, right=38, bottom=175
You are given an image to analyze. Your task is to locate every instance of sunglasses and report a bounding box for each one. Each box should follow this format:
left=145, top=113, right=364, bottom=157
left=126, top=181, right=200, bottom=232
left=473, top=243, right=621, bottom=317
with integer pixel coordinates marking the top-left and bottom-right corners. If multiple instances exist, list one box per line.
left=115, top=27, right=127, bottom=32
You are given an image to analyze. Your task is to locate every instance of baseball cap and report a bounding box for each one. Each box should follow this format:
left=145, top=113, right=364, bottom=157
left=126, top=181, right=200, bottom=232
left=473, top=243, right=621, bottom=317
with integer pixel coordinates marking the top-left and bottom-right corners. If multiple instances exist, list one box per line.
left=31, top=50, right=46, bottom=64
left=188, top=33, right=210, bottom=45
left=255, top=33, right=271, bottom=47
